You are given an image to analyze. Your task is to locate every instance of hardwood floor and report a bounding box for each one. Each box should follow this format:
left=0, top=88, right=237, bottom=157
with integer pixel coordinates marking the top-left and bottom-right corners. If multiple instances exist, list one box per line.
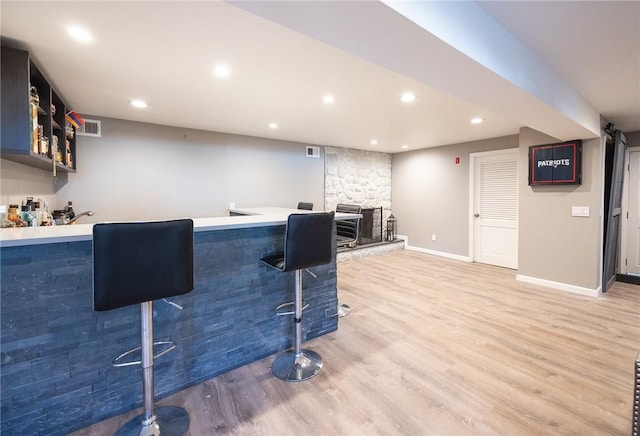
left=71, top=250, right=640, bottom=435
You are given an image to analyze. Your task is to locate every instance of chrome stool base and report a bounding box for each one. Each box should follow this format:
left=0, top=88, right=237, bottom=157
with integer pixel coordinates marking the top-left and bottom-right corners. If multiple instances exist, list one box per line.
left=272, top=349, right=323, bottom=382
left=115, top=406, right=189, bottom=436
left=338, top=303, right=351, bottom=317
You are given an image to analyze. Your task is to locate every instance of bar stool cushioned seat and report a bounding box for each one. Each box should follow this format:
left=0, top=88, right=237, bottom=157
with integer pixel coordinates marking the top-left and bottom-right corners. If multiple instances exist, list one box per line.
left=93, top=219, right=194, bottom=436
left=261, top=211, right=334, bottom=382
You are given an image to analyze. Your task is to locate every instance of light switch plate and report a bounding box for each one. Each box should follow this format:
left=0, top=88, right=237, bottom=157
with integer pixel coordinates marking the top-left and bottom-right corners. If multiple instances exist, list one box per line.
left=571, top=206, right=590, bottom=217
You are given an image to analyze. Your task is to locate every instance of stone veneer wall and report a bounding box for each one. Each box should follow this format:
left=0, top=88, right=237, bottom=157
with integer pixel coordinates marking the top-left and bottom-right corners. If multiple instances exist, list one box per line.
left=1, top=226, right=338, bottom=435
left=324, top=146, right=392, bottom=221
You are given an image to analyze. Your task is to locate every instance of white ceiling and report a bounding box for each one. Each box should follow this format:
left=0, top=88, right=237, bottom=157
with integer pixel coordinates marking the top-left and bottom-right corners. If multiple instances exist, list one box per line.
left=1, top=1, right=638, bottom=154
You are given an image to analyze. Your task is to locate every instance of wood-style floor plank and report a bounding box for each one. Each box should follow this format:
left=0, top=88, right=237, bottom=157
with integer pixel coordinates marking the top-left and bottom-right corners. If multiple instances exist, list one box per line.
left=71, top=250, right=640, bottom=435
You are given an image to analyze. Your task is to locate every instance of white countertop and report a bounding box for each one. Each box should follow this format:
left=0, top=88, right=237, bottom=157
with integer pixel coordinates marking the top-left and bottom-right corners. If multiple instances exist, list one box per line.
left=0, top=207, right=359, bottom=247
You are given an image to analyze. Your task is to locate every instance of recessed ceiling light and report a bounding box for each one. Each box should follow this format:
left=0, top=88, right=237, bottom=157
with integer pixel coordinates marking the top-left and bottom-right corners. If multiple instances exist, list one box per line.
left=401, top=144, right=410, bottom=149
left=213, top=64, right=231, bottom=78
left=400, top=92, right=416, bottom=103
left=269, top=123, right=278, bottom=129
left=323, top=95, right=335, bottom=104
left=130, top=99, right=148, bottom=109
left=370, top=139, right=379, bottom=145
left=470, top=117, right=484, bottom=124
left=67, top=25, right=92, bottom=43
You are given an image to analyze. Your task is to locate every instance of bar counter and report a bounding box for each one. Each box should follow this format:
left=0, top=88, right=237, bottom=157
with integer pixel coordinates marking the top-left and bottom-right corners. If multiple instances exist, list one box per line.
left=0, top=208, right=346, bottom=435
left=0, top=206, right=356, bottom=247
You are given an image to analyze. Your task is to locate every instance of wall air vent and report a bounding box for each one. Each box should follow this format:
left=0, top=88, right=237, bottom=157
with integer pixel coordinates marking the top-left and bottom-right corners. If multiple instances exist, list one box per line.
left=306, top=146, right=320, bottom=158
left=76, top=119, right=101, bottom=137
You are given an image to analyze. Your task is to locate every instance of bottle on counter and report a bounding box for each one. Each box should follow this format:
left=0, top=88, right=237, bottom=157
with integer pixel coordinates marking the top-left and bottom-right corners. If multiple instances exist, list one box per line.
left=7, top=205, right=20, bottom=223
left=43, top=201, right=53, bottom=226
left=39, top=200, right=50, bottom=226
left=0, top=205, right=13, bottom=228
left=20, top=206, right=36, bottom=227
left=63, top=201, right=75, bottom=221
left=53, top=210, right=65, bottom=225
left=33, top=201, right=44, bottom=226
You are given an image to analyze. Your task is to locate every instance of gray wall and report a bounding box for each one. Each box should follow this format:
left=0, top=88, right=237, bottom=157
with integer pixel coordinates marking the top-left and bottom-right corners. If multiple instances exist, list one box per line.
left=392, top=128, right=605, bottom=292
left=391, top=135, right=519, bottom=256
left=0, top=159, right=58, bottom=210
left=3, top=114, right=638, bottom=293
left=2, top=116, right=325, bottom=222
left=517, top=127, right=603, bottom=291
left=627, top=131, right=640, bottom=148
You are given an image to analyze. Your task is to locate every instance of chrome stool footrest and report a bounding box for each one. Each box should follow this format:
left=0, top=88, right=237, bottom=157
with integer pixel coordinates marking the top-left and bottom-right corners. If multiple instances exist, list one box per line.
left=112, top=340, right=177, bottom=368
left=275, top=301, right=309, bottom=316
left=338, top=303, right=351, bottom=317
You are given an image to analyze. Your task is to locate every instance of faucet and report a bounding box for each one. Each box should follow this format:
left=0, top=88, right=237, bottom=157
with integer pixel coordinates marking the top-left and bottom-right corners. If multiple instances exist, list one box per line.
left=66, top=211, right=94, bottom=224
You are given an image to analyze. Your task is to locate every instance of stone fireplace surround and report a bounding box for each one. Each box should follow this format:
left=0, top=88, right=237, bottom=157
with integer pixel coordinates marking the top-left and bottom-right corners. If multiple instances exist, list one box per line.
left=324, top=146, right=392, bottom=233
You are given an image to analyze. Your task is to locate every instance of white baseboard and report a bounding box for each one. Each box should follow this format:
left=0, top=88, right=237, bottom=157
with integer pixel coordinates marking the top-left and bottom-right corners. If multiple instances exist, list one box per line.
left=405, top=244, right=472, bottom=263
left=516, top=274, right=601, bottom=297
left=401, top=235, right=600, bottom=297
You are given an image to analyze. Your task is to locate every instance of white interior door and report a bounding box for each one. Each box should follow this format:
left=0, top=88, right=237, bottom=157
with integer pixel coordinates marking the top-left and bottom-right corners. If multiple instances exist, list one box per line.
left=626, top=151, right=640, bottom=275
left=472, top=149, right=518, bottom=269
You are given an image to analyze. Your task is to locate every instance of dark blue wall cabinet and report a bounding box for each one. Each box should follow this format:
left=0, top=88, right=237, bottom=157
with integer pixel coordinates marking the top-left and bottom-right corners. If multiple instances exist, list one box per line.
left=1, top=46, right=76, bottom=172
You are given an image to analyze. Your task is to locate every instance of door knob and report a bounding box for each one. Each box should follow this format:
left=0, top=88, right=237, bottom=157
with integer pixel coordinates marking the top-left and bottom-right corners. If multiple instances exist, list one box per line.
left=474, top=213, right=480, bottom=218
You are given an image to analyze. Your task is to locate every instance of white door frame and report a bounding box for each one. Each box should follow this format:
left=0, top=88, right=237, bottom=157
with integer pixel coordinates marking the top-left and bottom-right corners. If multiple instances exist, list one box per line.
left=468, top=148, right=519, bottom=264
left=619, top=146, right=640, bottom=275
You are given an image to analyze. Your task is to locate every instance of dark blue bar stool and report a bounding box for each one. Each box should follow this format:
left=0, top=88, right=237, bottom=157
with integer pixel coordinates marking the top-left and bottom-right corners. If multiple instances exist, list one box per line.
left=261, top=211, right=335, bottom=382
left=93, top=219, right=194, bottom=436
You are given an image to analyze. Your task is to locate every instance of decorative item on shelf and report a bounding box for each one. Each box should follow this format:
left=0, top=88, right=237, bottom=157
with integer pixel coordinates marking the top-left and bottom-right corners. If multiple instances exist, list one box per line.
left=36, top=124, right=43, bottom=154
left=50, top=104, right=56, bottom=116
left=39, top=135, right=49, bottom=157
left=65, top=123, right=74, bottom=140
left=65, top=139, right=72, bottom=167
left=65, top=110, right=84, bottom=129
left=385, top=213, right=397, bottom=241
left=31, top=113, right=39, bottom=154
left=51, top=135, right=58, bottom=158
left=65, top=144, right=72, bottom=167
left=29, top=86, right=39, bottom=105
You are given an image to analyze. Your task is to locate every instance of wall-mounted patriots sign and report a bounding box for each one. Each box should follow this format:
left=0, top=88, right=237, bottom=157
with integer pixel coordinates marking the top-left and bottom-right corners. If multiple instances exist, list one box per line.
left=529, top=140, right=582, bottom=185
